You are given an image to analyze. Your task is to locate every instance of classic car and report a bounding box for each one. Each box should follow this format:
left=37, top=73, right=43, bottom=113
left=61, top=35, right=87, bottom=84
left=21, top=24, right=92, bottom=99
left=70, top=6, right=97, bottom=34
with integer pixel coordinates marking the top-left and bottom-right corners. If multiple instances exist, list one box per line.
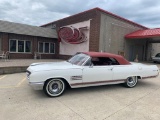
left=152, top=53, right=160, bottom=63
left=26, top=52, right=159, bottom=97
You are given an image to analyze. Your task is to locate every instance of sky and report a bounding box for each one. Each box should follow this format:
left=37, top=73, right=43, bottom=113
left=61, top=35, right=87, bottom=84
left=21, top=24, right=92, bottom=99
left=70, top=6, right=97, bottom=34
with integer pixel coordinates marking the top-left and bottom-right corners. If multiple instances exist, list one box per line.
left=0, top=0, right=160, bottom=28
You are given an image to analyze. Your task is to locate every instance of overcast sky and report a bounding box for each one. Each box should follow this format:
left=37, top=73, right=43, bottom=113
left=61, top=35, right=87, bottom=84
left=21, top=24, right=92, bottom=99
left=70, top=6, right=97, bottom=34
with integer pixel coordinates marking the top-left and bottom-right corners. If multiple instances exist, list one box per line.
left=0, top=0, right=160, bottom=28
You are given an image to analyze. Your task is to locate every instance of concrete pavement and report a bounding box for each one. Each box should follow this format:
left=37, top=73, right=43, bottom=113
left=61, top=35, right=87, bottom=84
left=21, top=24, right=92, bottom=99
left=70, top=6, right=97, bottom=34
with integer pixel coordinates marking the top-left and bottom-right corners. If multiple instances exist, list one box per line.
left=0, top=73, right=160, bottom=120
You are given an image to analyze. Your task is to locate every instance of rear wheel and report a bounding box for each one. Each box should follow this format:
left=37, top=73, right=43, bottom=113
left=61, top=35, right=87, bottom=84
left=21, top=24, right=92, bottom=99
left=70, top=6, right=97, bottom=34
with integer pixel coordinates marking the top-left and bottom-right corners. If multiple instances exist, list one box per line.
left=43, top=79, right=66, bottom=97
left=124, top=76, right=138, bottom=88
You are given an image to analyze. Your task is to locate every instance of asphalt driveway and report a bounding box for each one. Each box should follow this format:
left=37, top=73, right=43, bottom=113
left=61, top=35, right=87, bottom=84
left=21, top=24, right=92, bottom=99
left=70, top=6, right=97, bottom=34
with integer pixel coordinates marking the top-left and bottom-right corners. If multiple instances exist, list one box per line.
left=0, top=73, right=160, bottom=120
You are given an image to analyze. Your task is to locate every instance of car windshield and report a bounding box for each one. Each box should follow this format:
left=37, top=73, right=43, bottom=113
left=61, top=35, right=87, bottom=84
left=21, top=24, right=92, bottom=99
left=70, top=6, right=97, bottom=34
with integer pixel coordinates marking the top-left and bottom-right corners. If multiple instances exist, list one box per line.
left=155, top=53, right=160, bottom=57
left=68, top=53, right=90, bottom=66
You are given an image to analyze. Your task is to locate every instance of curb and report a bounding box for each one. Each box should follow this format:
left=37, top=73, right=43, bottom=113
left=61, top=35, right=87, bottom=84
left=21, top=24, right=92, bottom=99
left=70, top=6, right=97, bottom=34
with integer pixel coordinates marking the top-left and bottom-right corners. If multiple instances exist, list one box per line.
left=0, top=66, right=28, bottom=75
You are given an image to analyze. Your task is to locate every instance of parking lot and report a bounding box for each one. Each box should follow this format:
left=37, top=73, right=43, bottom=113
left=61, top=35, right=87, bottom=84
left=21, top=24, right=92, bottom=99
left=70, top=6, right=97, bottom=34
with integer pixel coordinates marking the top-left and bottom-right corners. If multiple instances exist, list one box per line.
left=0, top=72, right=160, bottom=120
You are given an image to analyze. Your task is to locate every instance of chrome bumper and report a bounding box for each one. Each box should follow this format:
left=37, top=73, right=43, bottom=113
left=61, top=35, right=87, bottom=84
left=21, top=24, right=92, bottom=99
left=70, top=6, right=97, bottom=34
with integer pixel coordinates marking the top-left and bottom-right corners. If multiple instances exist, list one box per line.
left=29, top=82, right=44, bottom=90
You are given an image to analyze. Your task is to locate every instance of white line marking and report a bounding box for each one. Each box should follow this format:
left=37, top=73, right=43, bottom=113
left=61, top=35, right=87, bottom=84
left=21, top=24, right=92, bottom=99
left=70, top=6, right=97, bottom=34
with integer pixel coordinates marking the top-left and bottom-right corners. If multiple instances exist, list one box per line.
left=0, top=75, right=7, bottom=80
left=16, top=77, right=26, bottom=87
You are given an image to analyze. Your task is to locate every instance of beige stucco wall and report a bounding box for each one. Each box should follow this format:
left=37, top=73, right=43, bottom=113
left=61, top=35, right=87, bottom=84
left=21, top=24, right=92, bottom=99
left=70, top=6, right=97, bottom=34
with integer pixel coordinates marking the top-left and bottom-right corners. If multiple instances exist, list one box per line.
left=99, top=13, right=145, bottom=60
left=151, top=43, right=160, bottom=56
left=60, top=20, right=90, bottom=55
left=146, top=37, right=160, bottom=60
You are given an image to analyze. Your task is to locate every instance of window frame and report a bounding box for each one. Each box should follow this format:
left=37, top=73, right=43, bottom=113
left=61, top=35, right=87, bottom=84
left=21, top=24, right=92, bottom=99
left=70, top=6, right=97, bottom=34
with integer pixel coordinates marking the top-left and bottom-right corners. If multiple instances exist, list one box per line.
left=18, top=40, right=25, bottom=53
left=9, top=39, right=17, bottom=53
left=38, top=42, right=55, bottom=54
left=9, top=39, right=32, bottom=53
left=90, top=57, right=120, bottom=66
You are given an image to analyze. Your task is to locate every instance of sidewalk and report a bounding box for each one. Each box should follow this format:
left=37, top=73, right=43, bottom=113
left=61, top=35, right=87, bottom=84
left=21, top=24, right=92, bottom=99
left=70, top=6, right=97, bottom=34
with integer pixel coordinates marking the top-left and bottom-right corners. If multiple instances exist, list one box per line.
left=0, top=59, right=63, bottom=74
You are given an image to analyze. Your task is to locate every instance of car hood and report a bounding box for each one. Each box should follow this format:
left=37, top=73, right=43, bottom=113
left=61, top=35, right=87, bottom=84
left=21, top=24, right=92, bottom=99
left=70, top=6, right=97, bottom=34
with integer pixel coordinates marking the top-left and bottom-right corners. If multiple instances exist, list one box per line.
left=27, top=61, right=82, bottom=72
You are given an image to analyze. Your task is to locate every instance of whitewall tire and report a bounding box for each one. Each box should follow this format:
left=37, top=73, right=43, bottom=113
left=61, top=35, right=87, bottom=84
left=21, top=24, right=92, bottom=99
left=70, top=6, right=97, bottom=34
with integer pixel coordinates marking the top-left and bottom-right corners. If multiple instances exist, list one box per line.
left=124, top=76, right=138, bottom=88
left=43, top=79, right=66, bottom=97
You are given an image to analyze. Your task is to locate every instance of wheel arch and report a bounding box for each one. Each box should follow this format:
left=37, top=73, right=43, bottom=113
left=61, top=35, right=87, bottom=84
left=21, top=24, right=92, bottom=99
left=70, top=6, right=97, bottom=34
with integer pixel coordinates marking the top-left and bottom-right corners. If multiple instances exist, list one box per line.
left=43, top=77, right=71, bottom=89
left=124, top=75, right=139, bottom=88
left=137, top=76, right=142, bottom=80
left=126, top=75, right=142, bottom=80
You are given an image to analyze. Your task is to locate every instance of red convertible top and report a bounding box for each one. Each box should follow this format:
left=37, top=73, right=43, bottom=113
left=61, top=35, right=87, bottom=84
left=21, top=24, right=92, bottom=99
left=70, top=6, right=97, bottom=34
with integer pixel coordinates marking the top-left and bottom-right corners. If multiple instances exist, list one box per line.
left=82, top=52, right=131, bottom=65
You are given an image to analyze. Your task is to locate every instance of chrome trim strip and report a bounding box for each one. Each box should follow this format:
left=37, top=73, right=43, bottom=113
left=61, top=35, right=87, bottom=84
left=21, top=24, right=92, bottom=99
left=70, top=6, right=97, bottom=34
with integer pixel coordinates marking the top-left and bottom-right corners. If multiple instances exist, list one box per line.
left=142, top=75, right=158, bottom=79
left=71, top=79, right=125, bottom=86
left=71, top=75, right=82, bottom=80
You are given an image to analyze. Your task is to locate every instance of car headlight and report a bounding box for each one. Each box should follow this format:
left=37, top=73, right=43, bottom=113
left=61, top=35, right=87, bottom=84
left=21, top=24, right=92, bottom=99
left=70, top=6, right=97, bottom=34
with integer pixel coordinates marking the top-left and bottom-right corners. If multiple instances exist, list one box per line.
left=26, top=70, right=31, bottom=80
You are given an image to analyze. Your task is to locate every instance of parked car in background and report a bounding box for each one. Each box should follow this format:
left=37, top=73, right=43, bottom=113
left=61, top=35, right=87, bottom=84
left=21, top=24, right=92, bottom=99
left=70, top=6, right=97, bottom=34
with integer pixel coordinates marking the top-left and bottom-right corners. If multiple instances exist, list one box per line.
left=26, top=52, right=159, bottom=97
left=152, top=53, right=160, bottom=63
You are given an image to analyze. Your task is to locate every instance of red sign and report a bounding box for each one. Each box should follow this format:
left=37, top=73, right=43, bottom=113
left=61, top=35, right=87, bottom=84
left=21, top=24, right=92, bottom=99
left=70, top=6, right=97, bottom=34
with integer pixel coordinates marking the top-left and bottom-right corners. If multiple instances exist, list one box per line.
left=58, top=26, right=86, bottom=44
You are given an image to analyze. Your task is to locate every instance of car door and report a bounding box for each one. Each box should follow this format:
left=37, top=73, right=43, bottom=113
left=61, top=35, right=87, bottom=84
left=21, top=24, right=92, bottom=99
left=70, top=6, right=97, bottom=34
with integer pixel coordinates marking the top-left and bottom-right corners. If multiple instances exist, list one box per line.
left=82, top=65, right=114, bottom=86
left=112, top=65, right=131, bottom=80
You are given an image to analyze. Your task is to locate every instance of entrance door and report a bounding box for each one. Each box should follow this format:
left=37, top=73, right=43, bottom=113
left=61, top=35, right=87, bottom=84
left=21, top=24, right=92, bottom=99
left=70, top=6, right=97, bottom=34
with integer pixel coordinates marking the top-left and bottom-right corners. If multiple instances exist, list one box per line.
left=129, top=45, right=144, bottom=61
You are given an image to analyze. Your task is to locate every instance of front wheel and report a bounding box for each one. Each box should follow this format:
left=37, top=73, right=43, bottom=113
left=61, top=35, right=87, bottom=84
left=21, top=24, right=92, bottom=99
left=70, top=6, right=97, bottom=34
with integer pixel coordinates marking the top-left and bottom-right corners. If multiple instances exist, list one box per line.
left=124, top=76, right=138, bottom=88
left=43, top=79, right=66, bottom=97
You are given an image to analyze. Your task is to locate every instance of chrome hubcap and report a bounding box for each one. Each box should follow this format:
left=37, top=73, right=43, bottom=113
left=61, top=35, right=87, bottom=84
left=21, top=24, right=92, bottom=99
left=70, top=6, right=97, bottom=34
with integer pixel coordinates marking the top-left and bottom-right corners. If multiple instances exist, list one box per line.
left=127, top=77, right=137, bottom=87
left=48, top=80, right=63, bottom=94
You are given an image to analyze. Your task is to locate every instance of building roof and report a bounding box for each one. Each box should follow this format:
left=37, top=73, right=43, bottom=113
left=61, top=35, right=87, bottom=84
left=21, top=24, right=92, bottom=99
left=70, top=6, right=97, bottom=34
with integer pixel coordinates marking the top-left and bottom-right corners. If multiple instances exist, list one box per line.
left=0, top=20, right=57, bottom=38
left=125, top=28, right=160, bottom=39
left=82, top=52, right=131, bottom=65
left=40, top=7, right=147, bottom=29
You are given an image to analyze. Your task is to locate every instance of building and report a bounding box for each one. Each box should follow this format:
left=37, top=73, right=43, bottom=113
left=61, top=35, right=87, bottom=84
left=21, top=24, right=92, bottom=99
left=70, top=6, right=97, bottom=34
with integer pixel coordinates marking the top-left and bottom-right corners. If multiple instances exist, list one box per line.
left=0, top=20, right=58, bottom=59
left=41, top=7, right=160, bottom=61
left=1, top=7, right=160, bottom=61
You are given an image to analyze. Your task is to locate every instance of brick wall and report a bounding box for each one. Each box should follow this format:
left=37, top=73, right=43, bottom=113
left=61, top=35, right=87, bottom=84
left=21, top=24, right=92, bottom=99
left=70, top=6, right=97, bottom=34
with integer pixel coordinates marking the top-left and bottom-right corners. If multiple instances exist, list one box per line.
left=89, top=11, right=101, bottom=52
left=2, top=33, right=9, bottom=52
left=1, top=33, right=59, bottom=59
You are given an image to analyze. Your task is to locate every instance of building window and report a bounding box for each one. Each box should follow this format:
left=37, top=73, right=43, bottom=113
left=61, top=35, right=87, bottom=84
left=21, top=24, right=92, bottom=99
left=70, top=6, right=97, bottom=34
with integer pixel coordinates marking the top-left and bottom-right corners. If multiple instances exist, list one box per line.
left=10, top=40, right=16, bottom=52
left=50, top=43, right=55, bottom=53
left=39, top=42, right=43, bottom=53
left=10, top=39, right=31, bottom=53
left=18, top=41, right=24, bottom=52
left=38, top=42, right=55, bottom=54
left=26, top=41, right=31, bottom=52
left=45, top=43, right=49, bottom=53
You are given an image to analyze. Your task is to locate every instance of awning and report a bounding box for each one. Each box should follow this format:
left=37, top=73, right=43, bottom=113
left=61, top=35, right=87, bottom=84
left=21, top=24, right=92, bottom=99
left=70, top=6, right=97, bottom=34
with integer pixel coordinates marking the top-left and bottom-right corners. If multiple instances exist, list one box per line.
left=125, top=28, right=160, bottom=39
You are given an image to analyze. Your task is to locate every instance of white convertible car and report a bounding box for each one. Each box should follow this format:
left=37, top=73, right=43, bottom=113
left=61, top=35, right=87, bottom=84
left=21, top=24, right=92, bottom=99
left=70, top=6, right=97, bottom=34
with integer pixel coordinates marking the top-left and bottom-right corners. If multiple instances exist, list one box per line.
left=26, top=52, right=159, bottom=97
